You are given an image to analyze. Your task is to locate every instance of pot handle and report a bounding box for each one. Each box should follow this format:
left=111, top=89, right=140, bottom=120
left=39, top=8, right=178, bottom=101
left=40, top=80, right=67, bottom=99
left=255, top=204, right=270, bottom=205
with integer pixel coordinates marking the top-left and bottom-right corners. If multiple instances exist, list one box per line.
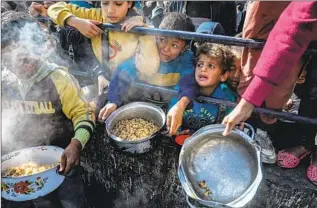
left=159, top=125, right=170, bottom=136
left=240, top=123, right=255, bottom=141
left=186, top=194, right=232, bottom=208
left=237, top=123, right=261, bottom=151
left=186, top=195, right=198, bottom=208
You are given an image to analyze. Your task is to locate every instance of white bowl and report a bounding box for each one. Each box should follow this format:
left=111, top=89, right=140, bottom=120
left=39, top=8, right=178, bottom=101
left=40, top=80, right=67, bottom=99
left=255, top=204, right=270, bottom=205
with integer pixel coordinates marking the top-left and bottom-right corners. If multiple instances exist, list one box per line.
left=1, top=146, right=65, bottom=201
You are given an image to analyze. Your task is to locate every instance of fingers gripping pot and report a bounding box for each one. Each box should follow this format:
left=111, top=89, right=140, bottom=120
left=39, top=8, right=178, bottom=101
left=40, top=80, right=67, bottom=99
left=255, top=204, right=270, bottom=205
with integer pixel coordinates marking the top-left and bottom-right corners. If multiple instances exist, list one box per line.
left=178, top=124, right=262, bottom=208
left=105, top=102, right=168, bottom=154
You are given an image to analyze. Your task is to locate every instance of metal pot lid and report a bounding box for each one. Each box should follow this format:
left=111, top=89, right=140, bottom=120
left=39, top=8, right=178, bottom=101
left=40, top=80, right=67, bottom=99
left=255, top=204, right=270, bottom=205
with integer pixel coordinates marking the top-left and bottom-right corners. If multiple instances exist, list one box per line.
left=178, top=124, right=262, bottom=208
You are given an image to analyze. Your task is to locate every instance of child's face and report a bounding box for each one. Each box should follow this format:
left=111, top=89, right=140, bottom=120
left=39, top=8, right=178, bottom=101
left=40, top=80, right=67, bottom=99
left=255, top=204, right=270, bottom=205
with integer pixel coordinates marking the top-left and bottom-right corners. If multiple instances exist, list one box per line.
left=195, top=54, right=228, bottom=88
left=156, top=37, right=186, bottom=62
left=101, top=1, right=132, bottom=23
left=228, top=58, right=241, bottom=89
left=2, top=42, right=39, bottom=79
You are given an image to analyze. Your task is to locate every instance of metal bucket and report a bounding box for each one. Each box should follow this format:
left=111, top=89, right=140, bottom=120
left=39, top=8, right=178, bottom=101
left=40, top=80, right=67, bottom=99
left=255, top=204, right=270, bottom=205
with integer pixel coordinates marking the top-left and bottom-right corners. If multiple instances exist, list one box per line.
left=178, top=124, right=262, bottom=208
left=105, top=102, right=167, bottom=154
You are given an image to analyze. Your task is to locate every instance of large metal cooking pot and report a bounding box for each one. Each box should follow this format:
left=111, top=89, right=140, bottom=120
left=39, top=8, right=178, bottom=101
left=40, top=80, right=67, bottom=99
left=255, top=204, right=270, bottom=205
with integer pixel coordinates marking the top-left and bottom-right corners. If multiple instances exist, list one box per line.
left=105, top=102, right=167, bottom=154
left=178, top=124, right=262, bottom=208
left=1, top=146, right=65, bottom=202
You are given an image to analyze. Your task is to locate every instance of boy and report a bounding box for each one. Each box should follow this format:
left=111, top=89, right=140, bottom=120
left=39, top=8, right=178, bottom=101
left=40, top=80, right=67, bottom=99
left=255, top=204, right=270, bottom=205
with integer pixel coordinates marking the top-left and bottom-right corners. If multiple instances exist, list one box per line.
left=99, top=12, right=196, bottom=120
left=2, top=11, right=94, bottom=208
left=168, top=43, right=236, bottom=134
left=227, top=46, right=242, bottom=93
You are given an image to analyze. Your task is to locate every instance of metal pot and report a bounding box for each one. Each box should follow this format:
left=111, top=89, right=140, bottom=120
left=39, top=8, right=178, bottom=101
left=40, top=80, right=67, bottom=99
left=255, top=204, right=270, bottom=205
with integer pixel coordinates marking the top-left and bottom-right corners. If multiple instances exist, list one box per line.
left=1, top=146, right=65, bottom=202
left=105, top=102, right=167, bottom=154
left=178, top=124, right=262, bottom=208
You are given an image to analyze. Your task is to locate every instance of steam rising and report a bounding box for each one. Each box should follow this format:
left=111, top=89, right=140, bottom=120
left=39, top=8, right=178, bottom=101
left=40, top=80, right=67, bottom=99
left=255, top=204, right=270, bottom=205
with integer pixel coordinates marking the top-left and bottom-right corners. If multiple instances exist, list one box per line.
left=1, top=13, right=73, bottom=155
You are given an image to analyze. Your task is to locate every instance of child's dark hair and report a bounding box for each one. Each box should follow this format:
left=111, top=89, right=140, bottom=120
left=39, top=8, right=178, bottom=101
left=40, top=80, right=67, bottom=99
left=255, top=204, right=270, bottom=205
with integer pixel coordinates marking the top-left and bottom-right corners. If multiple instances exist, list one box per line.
left=1, top=11, right=44, bottom=46
left=196, top=43, right=235, bottom=74
left=159, top=12, right=195, bottom=44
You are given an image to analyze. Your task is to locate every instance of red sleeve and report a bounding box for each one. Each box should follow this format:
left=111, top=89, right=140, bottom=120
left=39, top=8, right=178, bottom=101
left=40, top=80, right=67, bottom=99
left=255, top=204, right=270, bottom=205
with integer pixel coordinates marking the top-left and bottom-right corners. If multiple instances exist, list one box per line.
left=242, top=2, right=317, bottom=107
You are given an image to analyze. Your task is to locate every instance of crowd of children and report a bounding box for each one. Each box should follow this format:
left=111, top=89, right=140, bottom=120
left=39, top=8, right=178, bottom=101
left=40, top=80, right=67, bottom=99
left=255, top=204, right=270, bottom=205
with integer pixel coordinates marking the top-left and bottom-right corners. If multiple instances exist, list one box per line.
left=1, top=2, right=316, bottom=207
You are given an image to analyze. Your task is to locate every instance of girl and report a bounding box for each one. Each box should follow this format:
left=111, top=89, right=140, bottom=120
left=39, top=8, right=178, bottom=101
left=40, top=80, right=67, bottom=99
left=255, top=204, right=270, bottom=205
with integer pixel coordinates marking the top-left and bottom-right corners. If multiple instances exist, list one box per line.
left=48, top=1, right=160, bottom=90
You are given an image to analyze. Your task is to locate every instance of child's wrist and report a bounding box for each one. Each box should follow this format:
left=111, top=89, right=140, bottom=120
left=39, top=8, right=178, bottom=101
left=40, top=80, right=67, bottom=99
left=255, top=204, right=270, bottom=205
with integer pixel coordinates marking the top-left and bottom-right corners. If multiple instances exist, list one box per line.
left=66, top=16, right=79, bottom=27
left=177, top=96, right=191, bottom=110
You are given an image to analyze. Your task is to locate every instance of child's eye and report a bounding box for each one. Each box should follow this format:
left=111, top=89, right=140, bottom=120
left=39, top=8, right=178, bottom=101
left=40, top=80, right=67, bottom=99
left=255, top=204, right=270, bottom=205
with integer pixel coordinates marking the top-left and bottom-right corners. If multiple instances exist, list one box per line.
left=158, top=37, right=167, bottom=44
left=230, top=65, right=237, bottom=70
left=197, top=63, right=203, bottom=68
left=102, top=2, right=109, bottom=6
left=115, top=2, right=124, bottom=6
left=172, top=44, right=179, bottom=49
left=208, top=64, right=215, bottom=69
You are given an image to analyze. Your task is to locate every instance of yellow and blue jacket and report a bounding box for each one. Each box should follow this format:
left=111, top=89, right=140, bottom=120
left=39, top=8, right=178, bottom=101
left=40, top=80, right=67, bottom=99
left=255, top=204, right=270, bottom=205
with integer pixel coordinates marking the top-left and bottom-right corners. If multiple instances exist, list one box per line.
left=2, top=62, right=95, bottom=153
left=107, top=50, right=195, bottom=106
left=48, top=2, right=160, bottom=77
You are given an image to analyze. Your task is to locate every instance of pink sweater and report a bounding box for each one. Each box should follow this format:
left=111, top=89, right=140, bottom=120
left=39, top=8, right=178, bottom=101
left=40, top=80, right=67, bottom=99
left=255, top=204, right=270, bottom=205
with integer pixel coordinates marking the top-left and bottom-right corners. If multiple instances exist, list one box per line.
left=243, top=2, right=317, bottom=107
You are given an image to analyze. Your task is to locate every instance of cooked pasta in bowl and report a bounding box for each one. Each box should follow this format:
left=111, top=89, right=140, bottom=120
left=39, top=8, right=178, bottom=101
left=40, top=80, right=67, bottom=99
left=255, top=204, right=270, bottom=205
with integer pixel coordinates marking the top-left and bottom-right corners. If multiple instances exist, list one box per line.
left=2, top=162, right=59, bottom=177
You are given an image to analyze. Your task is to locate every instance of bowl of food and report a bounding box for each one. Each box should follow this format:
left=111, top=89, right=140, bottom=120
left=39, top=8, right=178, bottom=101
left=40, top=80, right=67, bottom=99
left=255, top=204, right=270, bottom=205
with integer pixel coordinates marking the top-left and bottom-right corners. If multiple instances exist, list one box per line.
left=105, top=102, right=167, bottom=154
left=1, top=146, right=65, bottom=202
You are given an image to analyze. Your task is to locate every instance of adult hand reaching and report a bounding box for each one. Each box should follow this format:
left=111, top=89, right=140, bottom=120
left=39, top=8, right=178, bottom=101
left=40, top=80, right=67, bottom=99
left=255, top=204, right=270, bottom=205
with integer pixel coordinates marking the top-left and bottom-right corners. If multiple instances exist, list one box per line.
left=222, top=98, right=254, bottom=136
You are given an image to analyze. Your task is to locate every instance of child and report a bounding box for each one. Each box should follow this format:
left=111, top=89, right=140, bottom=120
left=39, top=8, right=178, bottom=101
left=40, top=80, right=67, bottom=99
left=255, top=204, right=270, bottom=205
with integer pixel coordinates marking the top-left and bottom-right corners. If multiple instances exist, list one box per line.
left=168, top=43, right=236, bottom=134
left=227, top=46, right=242, bottom=92
left=47, top=1, right=160, bottom=91
left=47, top=1, right=160, bottom=74
left=1, top=11, right=94, bottom=207
left=99, top=12, right=196, bottom=120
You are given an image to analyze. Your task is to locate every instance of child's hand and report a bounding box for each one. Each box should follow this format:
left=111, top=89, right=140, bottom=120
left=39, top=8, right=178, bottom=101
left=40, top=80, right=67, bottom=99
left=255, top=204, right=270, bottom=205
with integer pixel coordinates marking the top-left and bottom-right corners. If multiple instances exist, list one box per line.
left=29, top=2, right=48, bottom=17
left=97, top=75, right=109, bottom=95
left=121, top=17, right=145, bottom=32
left=167, top=104, right=185, bottom=136
left=59, top=139, right=81, bottom=175
left=67, top=17, right=103, bottom=38
left=98, top=103, right=117, bottom=121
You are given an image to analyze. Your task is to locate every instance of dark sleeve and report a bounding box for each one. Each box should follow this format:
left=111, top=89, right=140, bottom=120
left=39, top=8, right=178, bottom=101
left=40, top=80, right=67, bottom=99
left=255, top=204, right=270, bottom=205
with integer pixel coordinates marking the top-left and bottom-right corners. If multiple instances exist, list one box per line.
left=212, top=1, right=237, bottom=36
left=177, top=73, right=200, bottom=101
left=108, top=58, right=138, bottom=106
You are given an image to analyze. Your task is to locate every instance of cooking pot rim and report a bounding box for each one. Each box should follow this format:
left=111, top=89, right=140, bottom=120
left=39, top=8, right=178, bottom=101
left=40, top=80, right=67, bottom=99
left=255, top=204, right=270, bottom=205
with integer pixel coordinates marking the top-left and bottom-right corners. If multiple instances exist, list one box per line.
left=105, top=102, right=166, bottom=144
left=178, top=124, right=263, bottom=207
left=1, top=145, right=64, bottom=179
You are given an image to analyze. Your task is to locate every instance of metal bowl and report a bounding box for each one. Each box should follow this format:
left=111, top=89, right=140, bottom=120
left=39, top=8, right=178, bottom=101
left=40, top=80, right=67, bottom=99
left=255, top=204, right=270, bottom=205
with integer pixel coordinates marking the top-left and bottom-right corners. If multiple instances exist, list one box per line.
left=1, top=146, right=65, bottom=202
left=178, top=124, right=262, bottom=208
left=105, top=102, right=166, bottom=154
